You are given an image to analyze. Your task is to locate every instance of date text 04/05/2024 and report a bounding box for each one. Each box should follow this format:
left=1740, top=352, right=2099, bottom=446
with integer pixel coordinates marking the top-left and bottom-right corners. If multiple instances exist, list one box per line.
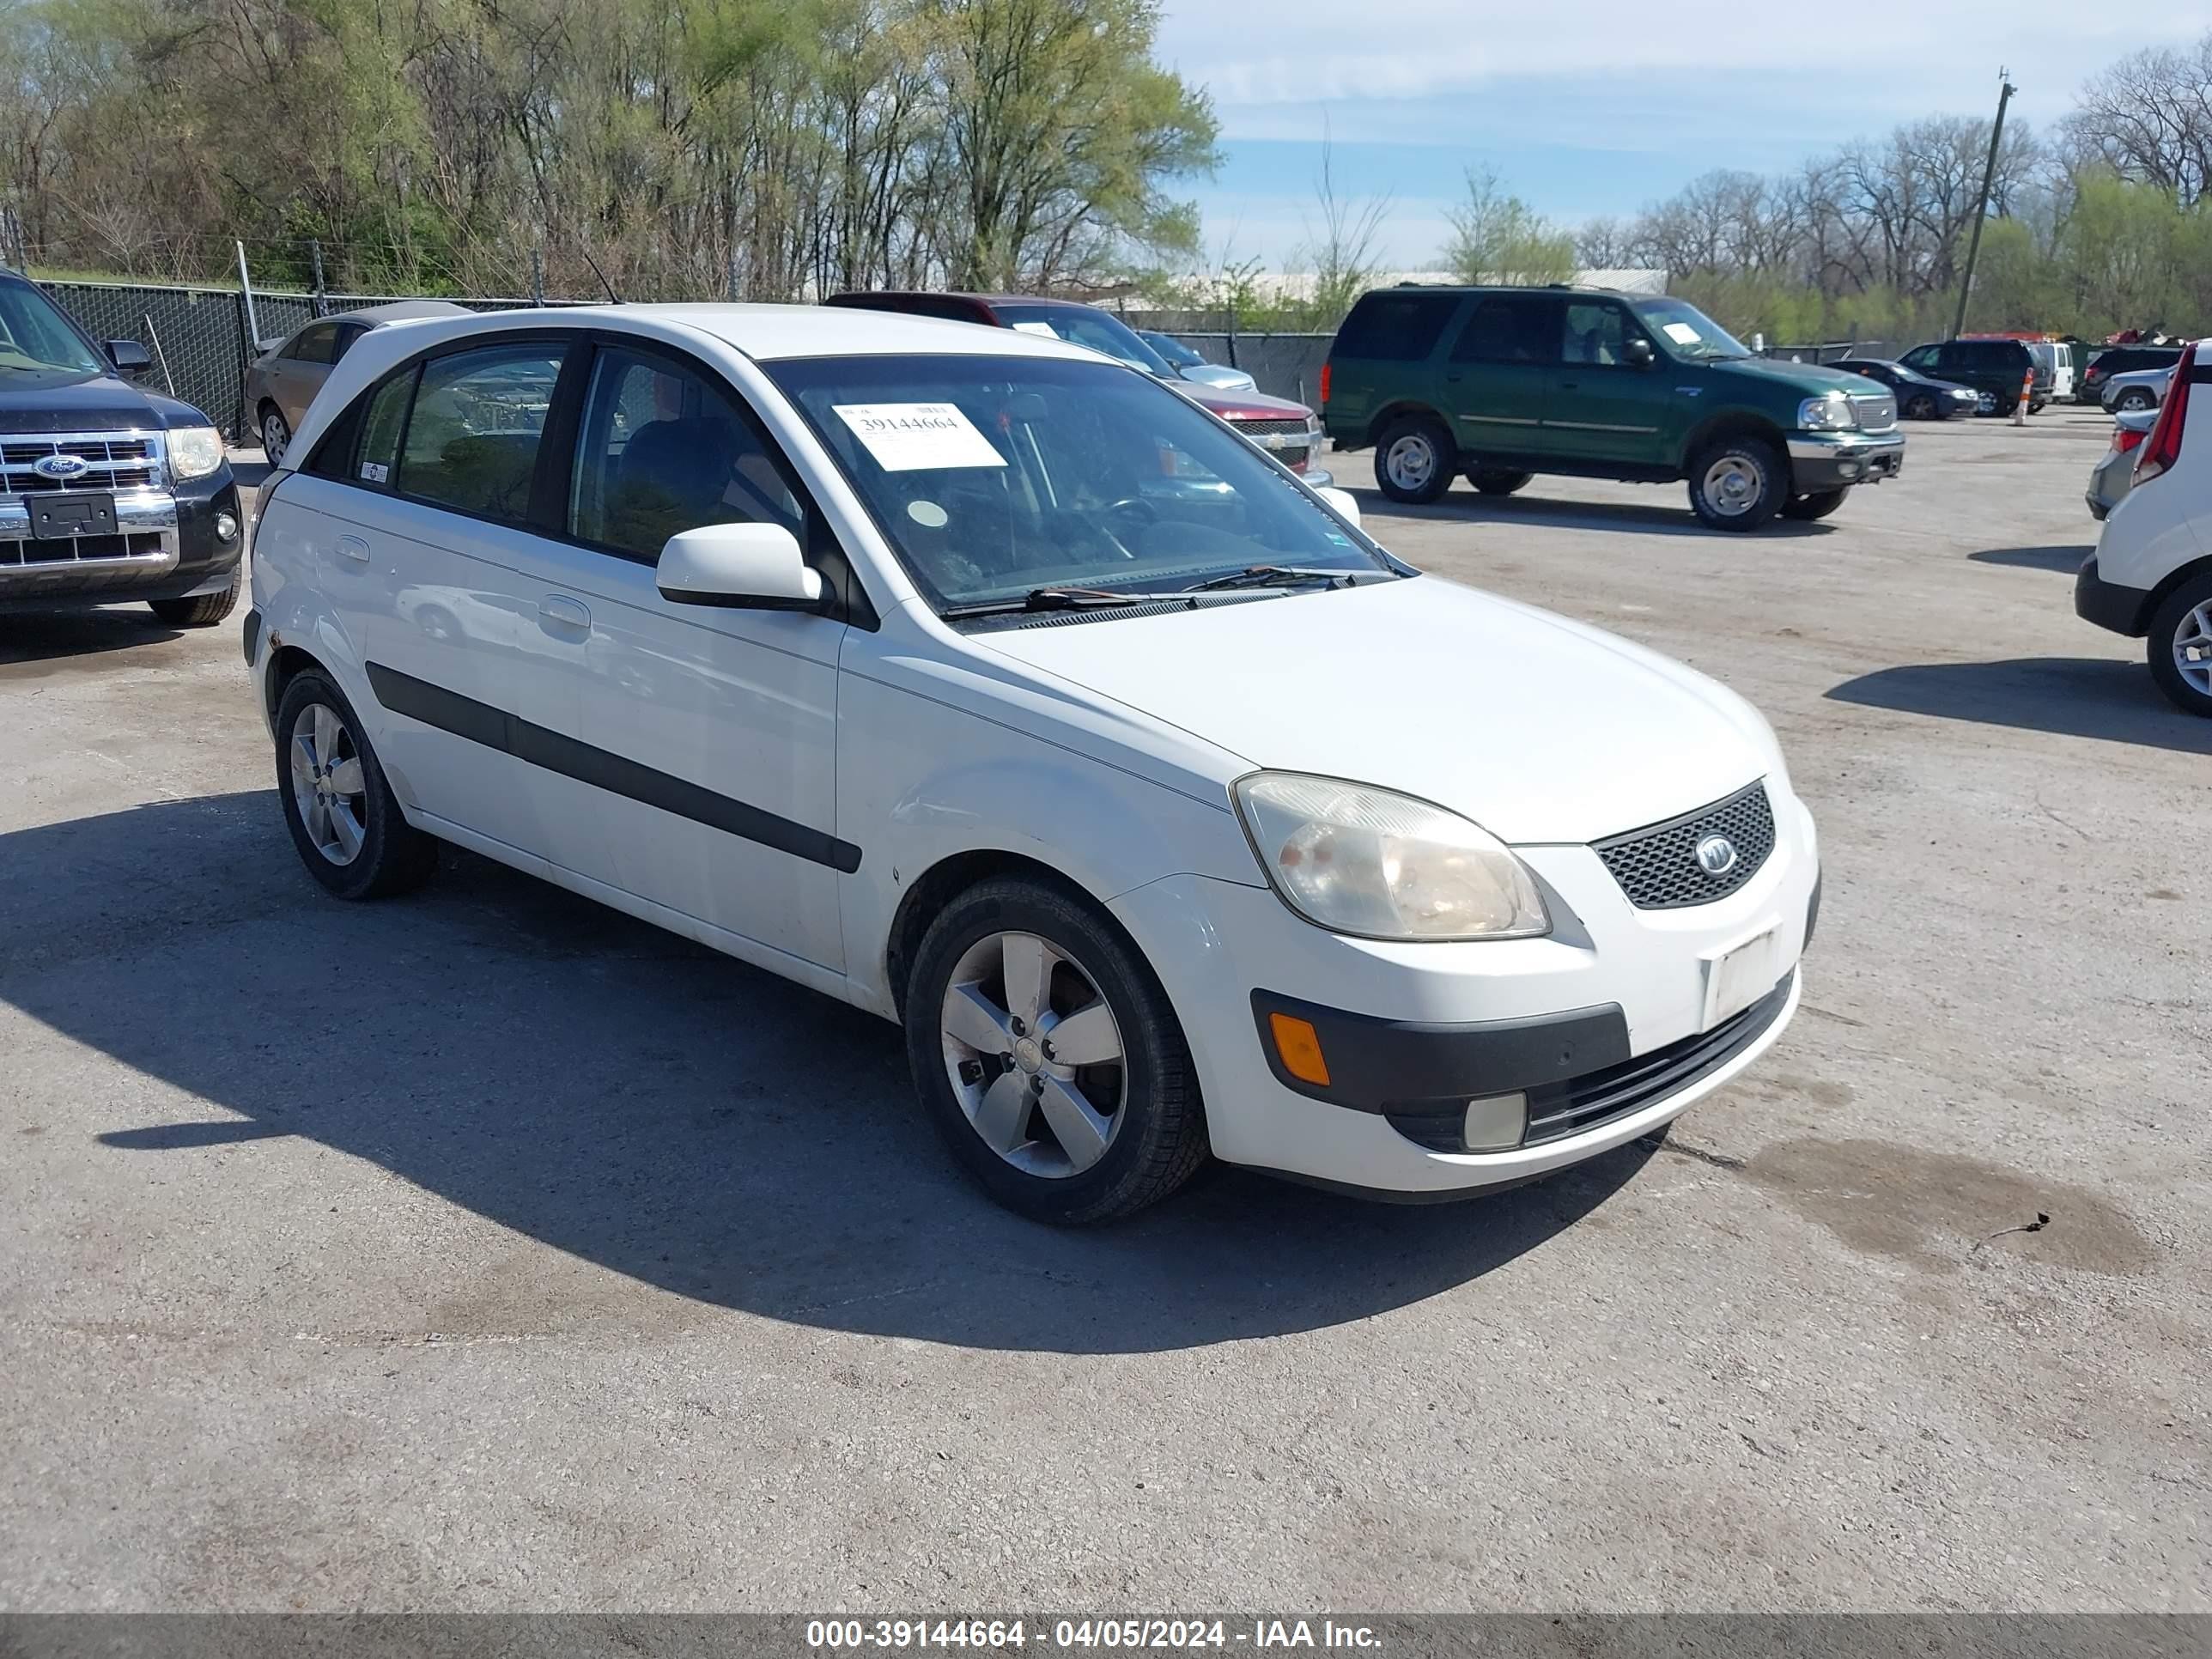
left=804, top=1620, right=1384, bottom=1650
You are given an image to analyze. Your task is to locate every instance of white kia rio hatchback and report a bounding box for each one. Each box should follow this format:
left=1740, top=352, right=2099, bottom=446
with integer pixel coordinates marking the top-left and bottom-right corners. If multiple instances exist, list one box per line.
left=246, top=305, right=1820, bottom=1222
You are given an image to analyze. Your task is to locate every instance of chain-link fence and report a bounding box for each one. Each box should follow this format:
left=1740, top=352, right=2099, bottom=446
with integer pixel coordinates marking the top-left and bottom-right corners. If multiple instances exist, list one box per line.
left=1160, top=332, right=1334, bottom=408
left=34, top=279, right=545, bottom=441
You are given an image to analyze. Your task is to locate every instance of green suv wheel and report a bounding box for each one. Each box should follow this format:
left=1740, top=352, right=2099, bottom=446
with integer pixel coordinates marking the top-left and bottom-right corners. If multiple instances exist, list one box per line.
left=1779, top=489, right=1848, bottom=522
left=1687, top=436, right=1784, bottom=531
left=1374, top=414, right=1456, bottom=505
left=1467, top=467, right=1533, bottom=496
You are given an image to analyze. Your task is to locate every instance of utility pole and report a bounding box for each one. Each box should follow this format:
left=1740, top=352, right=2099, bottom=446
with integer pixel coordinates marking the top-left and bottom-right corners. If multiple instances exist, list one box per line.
left=1951, top=70, right=2016, bottom=340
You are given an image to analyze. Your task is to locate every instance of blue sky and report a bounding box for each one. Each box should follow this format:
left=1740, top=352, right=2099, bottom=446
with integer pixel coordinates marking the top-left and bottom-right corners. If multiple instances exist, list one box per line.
left=1152, top=3, right=2212, bottom=270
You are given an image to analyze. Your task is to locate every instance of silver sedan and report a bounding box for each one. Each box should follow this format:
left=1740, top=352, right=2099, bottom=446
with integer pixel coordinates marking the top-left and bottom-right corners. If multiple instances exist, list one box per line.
left=244, top=300, right=471, bottom=464
left=2088, top=408, right=2159, bottom=520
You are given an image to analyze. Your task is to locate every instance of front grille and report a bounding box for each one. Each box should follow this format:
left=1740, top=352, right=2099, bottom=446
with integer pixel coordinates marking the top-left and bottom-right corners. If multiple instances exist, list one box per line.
left=1227, top=416, right=1310, bottom=437
left=1522, top=972, right=1794, bottom=1146
left=1849, top=392, right=1898, bottom=430
left=0, top=431, right=164, bottom=495
left=1275, top=444, right=1311, bottom=467
left=1595, top=781, right=1776, bottom=910
left=0, top=532, right=166, bottom=567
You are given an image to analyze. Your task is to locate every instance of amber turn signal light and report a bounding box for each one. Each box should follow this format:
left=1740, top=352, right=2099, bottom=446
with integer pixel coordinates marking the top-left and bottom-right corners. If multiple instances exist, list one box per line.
left=1268, top=1012, right=1331, bottom=1086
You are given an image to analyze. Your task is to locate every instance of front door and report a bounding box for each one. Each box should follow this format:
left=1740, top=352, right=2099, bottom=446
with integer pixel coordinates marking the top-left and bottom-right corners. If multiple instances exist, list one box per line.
left=546, top=340, right=848, bottom=973
left=1442, top=293, right=1562, bottom=464
left=1543, top=299, right=1675, bottom=465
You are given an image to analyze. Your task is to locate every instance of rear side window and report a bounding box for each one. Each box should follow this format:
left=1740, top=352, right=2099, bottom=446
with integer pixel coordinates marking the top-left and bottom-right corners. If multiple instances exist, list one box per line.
left=397, top=343, right=566, bottom=523
left=1449, top=295, right=1560, bottom=365
left=1334, top=293, right=1459, bottom=362
left=355, top=372, right=413, bottom=485
left=568, top=345, right=802, bottom=562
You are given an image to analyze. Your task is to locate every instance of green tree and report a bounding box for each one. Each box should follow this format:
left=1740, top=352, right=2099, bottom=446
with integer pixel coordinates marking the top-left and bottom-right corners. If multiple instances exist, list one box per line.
left=1441, top=167, right=1576, bottom=285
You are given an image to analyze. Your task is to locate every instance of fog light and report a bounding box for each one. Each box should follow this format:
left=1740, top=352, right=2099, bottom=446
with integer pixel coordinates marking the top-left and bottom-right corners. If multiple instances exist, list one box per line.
left=1462, top=1091, right=1528, bottom=1152
left=215, top=511, right=240, bottom=544
left=1837, top=461, right=1861, bottom=480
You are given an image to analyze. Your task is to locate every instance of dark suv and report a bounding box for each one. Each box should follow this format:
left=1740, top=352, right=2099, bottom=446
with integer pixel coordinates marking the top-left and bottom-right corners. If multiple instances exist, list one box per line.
left=1896, top=337, right=2045, bottom=416
left=0, top=270, right=245, bottom=623
left=1324, top=284, right=1902, bottom=530
left=2081, top=345, right=2185, bottom=407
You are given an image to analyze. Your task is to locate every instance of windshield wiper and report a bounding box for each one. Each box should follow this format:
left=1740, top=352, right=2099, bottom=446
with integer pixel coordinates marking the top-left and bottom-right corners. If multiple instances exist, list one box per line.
left=941, top=586, right=1182, bottom=620
left=1182, top=565, right=1365, bottom=593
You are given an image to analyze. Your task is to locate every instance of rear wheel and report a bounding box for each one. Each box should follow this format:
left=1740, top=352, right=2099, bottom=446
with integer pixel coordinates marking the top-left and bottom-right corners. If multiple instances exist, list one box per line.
left=260, top=406, right=291, bottom=465
left=1467, top=466, right=1533, bottom=496
left=1780, top=489, right=1848, bottom=521
left=2118, top=388, right=2157, bottom=413
left=1373, top=414, right=1455, bottom=504
left=274, top=669, right=438, bottom=899
left=2147, top=575, right=2212, bottom=717
left=1686, top=435, right=1784, bottom=531
left=149, top=576, right=239, bottom=627
left=904, top=876, right=1207, bottom=1224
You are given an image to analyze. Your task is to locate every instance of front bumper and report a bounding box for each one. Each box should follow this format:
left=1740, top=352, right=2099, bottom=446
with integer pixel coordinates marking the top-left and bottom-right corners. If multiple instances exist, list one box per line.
left=1786, top=430, right=1905, bottom=490
left=2075, top=556, right=2151, bottom=636
left=1112, top=784, right=1820, bottom=1196
left=0, top=465, right=244, bottom=614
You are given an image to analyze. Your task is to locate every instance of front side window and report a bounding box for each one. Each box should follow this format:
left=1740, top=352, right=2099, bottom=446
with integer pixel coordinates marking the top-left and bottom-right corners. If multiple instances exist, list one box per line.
left=0, top=282, right=106, bottom=378
left=1562, top=301, right=1632, bottom=366
left=569, top=346, right=802, bottom=561
left=1900, top=345, right=1940, bottom=372
left=395, top=343, right=564, bottom=522
left=765, top=353, right=1397, bottom=614
left=1450, top=295, right=1559, bottom=365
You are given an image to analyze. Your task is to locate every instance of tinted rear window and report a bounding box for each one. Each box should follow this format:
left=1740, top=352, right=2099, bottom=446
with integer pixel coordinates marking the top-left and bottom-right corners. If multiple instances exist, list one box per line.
left=1334, top=292, right=1461, bottom=362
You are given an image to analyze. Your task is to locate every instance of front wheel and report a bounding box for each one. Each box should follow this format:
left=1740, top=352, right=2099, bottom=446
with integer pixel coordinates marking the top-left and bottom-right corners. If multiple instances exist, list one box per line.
left=1780, top=489, right=1848, bottom=521
left=1467, top=466, right=1533, bottom=496
left=1904, top=393, right=1938, bottom=420
left=2118, top=389, right=2157, bottom=413
left=2147, top=575, right=2212, bottom=717
left=1373, top=414, right=1456, bottom=504
left=1687, top=436, right=1784, bottom=531
left=904, top=876, right=1207, bottom=1224
left=149, top=576, right=239, bottom=627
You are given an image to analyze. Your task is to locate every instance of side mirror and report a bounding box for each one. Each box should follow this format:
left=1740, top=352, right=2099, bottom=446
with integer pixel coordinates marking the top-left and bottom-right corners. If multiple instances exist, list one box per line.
left=656, top=521, right=823, bottom=612
left=1624, top=337, right=1656, bottom=368
left=1316, top=485, right=1361, bottom=529
left=106, top=339, right=152, bottom=374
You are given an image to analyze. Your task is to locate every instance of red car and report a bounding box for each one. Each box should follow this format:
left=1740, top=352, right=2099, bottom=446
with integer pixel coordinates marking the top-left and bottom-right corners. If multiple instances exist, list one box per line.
left=822, top=291, right=1328, bottom=477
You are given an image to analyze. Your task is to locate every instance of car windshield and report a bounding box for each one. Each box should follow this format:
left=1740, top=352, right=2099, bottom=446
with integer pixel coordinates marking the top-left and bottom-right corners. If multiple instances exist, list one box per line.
left=765, top=352, right=1396, bottom=615
left=1144, top=331, right=1202, bottom=368
left=1632, top=298, right=1752, bottom=362
left=0, top=283, right=107, bottom=376
left=992, top=305, right=1176, bottom=378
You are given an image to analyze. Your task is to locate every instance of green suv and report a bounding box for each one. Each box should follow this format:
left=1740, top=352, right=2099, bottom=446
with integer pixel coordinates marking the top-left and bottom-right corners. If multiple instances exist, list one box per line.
left=1322, top=285, right=1905, bottom=530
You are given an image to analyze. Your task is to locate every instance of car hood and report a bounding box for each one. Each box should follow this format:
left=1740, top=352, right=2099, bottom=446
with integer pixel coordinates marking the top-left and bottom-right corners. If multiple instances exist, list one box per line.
left=1704, top=356, right=1884, bottom=399
left=979, top=574, right=1780, bottom=844
left=1176, top=382, right=1315, bottom=421
left=0, top=370, right=209, bottom=431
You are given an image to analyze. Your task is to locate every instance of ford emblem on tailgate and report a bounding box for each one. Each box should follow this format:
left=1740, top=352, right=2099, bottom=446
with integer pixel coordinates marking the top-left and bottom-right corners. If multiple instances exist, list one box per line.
left=1694, top=835, right=1739, bottom=876
left=33, top=453, right=91, bottom=481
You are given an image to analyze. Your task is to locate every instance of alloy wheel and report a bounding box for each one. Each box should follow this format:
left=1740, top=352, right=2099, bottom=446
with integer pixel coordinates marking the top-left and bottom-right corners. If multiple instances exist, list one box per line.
left=289, top=702, right=367, bottom=865
left=1384, top=434, right=1436, bottom=493
left=939, top=930, right=1127, bottom=1179
left=2174, top=601, right=2212, bottom=696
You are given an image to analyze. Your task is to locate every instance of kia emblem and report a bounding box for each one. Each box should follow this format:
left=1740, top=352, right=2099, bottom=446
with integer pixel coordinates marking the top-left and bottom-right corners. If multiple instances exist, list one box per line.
left=1694, top=835, right=1738, bottom=876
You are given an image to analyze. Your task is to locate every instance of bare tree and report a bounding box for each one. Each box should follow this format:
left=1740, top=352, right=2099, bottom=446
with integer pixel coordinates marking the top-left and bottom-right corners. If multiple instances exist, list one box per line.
left=1296, top=124, right=1389, bottom=325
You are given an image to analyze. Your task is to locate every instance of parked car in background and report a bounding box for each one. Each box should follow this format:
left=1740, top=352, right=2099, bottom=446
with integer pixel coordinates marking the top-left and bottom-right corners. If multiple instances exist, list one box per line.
left=1961, top=335, right=2075, bottom=402
left=0, top=269, right=244, bottom=625
left=246, top=302, right=1818, bottom=1219
left=2077, top=338, right=2212, bottom=715
left=1830, top=357, right=1980, bottom=420
left=2100, top=365, right=2172, bottom=413
left=1137, top=330, right=1258, bottom=392
left=2087, top=407, right=2157, bottom=520
left=246, top=300, right=471, bottom=464
left=2081, top=344, right=2184, bottom=406
left=1897, top=337, right=2045, bottom=415
left=1323, top=283, right=1901, bottom=528
left=822, top=291, right=1328, bottom=476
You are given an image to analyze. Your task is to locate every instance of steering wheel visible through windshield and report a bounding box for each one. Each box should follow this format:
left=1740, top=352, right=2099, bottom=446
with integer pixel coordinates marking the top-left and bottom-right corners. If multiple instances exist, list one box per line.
left=765, top=353, right=1395, bottom=615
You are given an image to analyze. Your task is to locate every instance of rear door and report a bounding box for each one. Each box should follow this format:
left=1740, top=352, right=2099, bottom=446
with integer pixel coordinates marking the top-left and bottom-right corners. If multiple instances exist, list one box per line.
left=1443, top=292, right=1563, bottom=459
left=1543, top=298, right=1674, bottom=465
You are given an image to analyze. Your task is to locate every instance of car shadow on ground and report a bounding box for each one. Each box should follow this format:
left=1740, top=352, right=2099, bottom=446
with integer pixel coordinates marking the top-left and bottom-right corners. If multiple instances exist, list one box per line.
left=0, top=608, right=184, bottom=672
left=1970, top=544, right=2094, bottom=573
left=1340, top=483, right=1836, bottom=539
left=3, top=793, right=1657, bottom=1356
left=1826, top=657, right=2212, bottom=754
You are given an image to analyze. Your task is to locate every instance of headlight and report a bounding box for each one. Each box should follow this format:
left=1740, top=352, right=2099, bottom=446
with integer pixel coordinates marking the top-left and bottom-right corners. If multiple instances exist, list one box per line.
left=1232, top=772, right=1550, bottom=941
left=166, top=425, right=225, bottom=481
left=1797, top=394, right=1857, bottom=431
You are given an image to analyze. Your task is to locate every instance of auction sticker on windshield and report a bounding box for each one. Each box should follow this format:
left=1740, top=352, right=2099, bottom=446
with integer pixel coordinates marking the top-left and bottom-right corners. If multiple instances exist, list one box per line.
left=1662, top=322, right=1703, bottom=346
left=835, top=403, right=1007, bottom=471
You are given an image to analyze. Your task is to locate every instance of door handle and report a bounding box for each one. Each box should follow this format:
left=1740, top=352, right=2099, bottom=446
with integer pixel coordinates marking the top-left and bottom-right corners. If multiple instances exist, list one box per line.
left=538, top=595, right=591, bottom=633
left=334, top=534, right=369, bottom=563
left=1445, top=373, right=1464, bottom=383
left=1559, top=381, right=1579, bottom=392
